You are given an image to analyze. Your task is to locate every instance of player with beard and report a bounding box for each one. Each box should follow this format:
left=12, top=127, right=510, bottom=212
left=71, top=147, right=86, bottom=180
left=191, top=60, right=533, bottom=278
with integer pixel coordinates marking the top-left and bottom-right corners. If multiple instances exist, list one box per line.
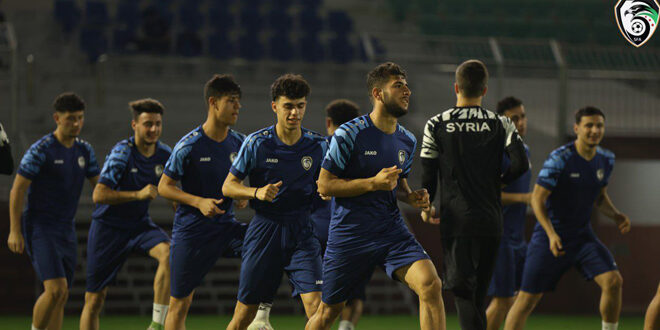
left=80, top=99, right=172, bottom=330
left=307, top=62, right=446, bottom=330
left=504, top=107, right=630, bottom=330
left=8, top=92, right=100, bottom=330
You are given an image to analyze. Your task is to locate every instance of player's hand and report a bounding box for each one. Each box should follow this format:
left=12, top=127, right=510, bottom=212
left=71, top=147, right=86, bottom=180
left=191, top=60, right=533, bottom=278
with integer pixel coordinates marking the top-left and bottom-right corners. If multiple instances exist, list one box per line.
left=196, top=198, right=225, bottom=217
left=256, top=181, right=282, bottom=202
left=614, top=213, right=631, bottom=234
left=372, top=166, right=401, bottom=191
left=234, top=199, right=248, bottom=209
left=137, top=184, right=158, bottom=200
left=523, top=193, right=532, bottom=205
left=548, top=233, right=565, bottom=257
left=7, top=231, right=24, bottom=254
left=0, top=122, right=8, bottom=147
left=420, top=205, right=440, bottom=225
left=407, top=189, right=430, bottom=209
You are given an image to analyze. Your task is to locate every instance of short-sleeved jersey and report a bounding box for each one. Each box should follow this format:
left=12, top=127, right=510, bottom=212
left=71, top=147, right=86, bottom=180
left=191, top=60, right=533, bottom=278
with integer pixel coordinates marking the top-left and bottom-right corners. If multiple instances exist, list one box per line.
left=164, top=126, right=245, bottom=237
left=536, top=142, right=614, bottom=237
left=420, top=106, right=522, bottom=237
left=91, top=137, right=172, bottom=228
left=230, top=126, right=328, bottom=219
left=17, top=133, right=100, bottom=224
left=502, top=144, right=531, bottom=243
left=310, top=136, right=333, bottom=229
left=321, top=115, right=416, bottom=244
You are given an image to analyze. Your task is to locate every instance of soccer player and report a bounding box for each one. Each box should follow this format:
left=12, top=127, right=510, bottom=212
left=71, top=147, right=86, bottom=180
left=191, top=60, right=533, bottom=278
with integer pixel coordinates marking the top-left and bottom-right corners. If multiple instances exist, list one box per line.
left=485, top=96, right=532, bottom=330
left=307, top=62, right=446, bottom=330
left=8, top=92, right=100, bottom=330
left=157, top=74, right=247, bottom=330
left=644, top=283, right=660, bottom=329
left=504, top=106, right=631, bottom=330
left=223, top=74, right=327, bottom=329
left=0, top=121, right=13, bottom=175
left=420, top=60, right=529, bottom=330
left=80, top=99, right=172, bottom=330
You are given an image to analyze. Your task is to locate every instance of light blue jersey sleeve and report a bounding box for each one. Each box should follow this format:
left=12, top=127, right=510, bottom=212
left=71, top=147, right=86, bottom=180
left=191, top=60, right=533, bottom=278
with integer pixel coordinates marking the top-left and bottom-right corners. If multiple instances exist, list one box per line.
left=537, top=148, right=569, bottom=191
left=98, top=142, right=131, bottom=188
left=230, top=133, right=261, bottom=180
left=321, top=126, right=355, bottom=176
left=17, top=142, right=47, bottom=180
left=164, top=143, right=192, bottom=181
left=83, top=141, right=100, bottom=178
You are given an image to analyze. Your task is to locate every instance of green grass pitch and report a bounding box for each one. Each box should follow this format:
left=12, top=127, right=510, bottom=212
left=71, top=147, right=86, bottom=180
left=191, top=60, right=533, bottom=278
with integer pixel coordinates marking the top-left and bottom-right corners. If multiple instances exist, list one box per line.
left=0, top=314, right=645, bottom=329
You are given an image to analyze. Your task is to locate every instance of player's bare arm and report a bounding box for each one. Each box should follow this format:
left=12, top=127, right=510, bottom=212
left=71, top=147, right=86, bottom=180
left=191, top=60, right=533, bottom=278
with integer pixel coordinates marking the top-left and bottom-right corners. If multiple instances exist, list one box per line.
left=7, top=174, right=31, bottom=254
left=93, top=182, right=158, bottom=205
left=531, top=184, right=565, bottom=257
left=222, top=172, right=282, bottom=202
left=317, top=166, right=400, bottom=198
left=501, top=192, right=531, bottom=206
left=595, top=186, right=631, bottom=234
left=158, top=173, right=224, bottom=217
left=88, top=174, right=99, bottom=187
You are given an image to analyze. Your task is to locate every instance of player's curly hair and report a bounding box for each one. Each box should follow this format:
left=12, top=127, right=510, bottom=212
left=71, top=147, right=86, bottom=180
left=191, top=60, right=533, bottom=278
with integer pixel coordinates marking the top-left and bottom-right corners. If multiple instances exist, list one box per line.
left=325, top=99, right=360, bottom=127
left=129, top=98, right=164, bottom=119
left=575, top=106, right=606, bottom=124
left=204, top=74, right=241, bottom=105
left=456, top=59, right=488, bottom=98
left=270, top=73, right=311, bottom=101
left=53, top=92, right=86, bottom=112
left=366, top=62, right=407, bottom=103
left=496, top=96, right=523, bottom=115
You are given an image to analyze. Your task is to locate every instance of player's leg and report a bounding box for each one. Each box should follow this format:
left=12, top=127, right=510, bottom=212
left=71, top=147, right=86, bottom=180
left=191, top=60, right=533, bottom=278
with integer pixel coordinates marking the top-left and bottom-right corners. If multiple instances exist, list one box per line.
left=394, top=259, right=446, bottom=330
left=486, top=240, right=519, bottom=330
left=473, top=237, right=501, bottom=329
left=300, top=292, right=322, bottom=318
left=285, top=223, right=323, bottom=318
left=594, top=271, right=623, bottom=327
left=32, top=278, right=69, bottom=330
left=644, top=282, right=660, bottom=330
left=306, top=301, right=346, bottom=330
left=339, top=298, right=363, bottom=330
left=503, top=291, right=543, bottom=330
left=80, top=288, right=108, bottom=330
left=165, top=293, right=193, bottom=330
left=486, top=297, right=516, bottom=330
left=148, top=241, right=171, bottom=330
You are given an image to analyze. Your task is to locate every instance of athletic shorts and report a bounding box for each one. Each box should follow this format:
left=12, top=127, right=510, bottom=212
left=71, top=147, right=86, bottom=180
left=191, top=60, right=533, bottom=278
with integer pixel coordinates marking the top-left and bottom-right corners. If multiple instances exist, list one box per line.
left=170, top=220, right=246, bottom=298
left=442, top=236, right=500, bottom=294
left=520, top=229, right=618, bottom=294
left=86, top=220, right=170, bottom=292
left=23, top=219, right=77, bottom=287
left=238, top=213, right=322, bottom=305
left=487, top=240, right=527, bottom=297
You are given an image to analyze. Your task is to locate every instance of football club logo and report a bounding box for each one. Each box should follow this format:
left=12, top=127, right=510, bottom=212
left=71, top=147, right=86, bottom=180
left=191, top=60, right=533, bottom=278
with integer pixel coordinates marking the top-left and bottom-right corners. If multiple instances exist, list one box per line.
left=597, top=168, right=605, bottom=181
left=77, top=156, right=86, bottom=168
left=615, top=0, right=659, bottom=47
left=398, top=150, right=406, bottom=165
left=301, top=156, right=313, bottom=171
left=229, top=152, right=238, bottom=163
left=154, top=164, right=164, bottom=177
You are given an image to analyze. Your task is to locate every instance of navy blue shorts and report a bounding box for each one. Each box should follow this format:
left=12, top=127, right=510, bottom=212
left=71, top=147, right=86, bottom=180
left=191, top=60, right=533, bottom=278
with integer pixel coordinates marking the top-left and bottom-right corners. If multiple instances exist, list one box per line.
left=520, top=229, right=617, bottom=294
left=23, top=220, right=77, bottom=287
left=86, top=220, right=170, bottom=292
left=170, top=220, right=246, bottom=298
left=322, top=231, right=429, bottom=305
left=237, top=214, right=322, bottom=305
left=488, top=240, right=526, bottom=297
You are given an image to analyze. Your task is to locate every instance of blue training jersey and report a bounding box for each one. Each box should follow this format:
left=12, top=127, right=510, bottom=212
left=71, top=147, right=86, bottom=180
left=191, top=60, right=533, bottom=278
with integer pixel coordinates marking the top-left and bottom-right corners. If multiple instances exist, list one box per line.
left=92, top=137, right=172, bottom=228
left=17, top=133, right=100, bottom=224
left=164, top=126, right=245, bottom=238
left=230, top=126, right=328, bottom=220
left=501, top=144, right=531, bottom=244
left=321, top=115, right=416, bottom=246
left=535, top=142, right=614, bottom=237
left=310, top=136, right=333, bottom=241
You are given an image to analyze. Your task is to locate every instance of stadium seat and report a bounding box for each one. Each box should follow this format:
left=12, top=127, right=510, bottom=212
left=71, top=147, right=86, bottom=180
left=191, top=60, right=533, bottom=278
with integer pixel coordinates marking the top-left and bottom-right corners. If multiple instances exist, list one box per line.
left=268, top=8, right=292, bottom=33
left=112, top=27, right=138, bottom=53
left=176, top=29, right=203, bottom=56
left=329, top=35, right=354, bottom=63
left=240, top=7, right=262, bottom=33
left=298, top=7, right=324, bottom=34
left=80, top=25, right=108, bottom=62
left=54, top=0, right=81, bottom=33
left=238, top=32, right=264, bottom=60
left=178, top=4, right=204, bottom=31
left=116, top=0, right=140, bottom=30
left=327, top=10, right=353, bottom=35
left=208, top=31, right=234, bottom=59
left=270, top=33, right=294, bottom=61
left=139, top=5, right=173, bottom=53
left=299, top=33, right=325, bottom=62
left=85, top=1, right=109, bottom=27
left=208, top=5, right=235, bottom=32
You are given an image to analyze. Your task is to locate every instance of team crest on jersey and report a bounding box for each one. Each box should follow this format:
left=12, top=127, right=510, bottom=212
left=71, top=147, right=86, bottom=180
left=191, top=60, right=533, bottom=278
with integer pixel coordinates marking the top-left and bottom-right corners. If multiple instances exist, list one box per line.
left=398, top=150, right=406, bottom=165
left=301, top=156, right=313, bottom=170
left=229, top=152, right=238, bottom=163
left=77, top=156, right=86, bottom=168
left=154, top=164, right=164, bottom=177
left=615, top=0, right=660, bottom=47
left=597, top=168, right=605, bottom=181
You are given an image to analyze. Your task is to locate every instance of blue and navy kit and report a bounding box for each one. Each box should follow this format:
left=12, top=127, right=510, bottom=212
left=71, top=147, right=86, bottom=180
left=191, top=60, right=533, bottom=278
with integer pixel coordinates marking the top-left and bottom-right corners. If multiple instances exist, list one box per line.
left=310, top=136, right=333, bottom=247
left=17, top=133, right=99, bottom=286
left=86, top=137, right=172, bottom=292
left=230, top=126, right=328, bottom=304
left=320, top=115, right=429, bottom=305
left=521, top=142, right=617, bottom=293
left=163, top=126, right=247, bottom=298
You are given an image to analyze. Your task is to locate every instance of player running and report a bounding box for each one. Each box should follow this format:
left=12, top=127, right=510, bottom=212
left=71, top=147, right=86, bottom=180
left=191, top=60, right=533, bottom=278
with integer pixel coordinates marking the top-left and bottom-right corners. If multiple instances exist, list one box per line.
left=8, top=92, right=100, bottom=330
left=307, top=62, right=446, bottom=330
left=80, top=99, right=172, bottom=330
left=158, top=75, right=247, bottom=330
left=485, top=96, right=532, bottom=330
left=224, top=74, right=327, bottom=330
left=504, top=106, right=631, bottom=330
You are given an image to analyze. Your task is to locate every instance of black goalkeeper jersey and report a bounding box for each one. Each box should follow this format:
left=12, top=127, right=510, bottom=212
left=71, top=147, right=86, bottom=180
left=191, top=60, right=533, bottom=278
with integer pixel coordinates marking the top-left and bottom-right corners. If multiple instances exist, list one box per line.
left=420, top=106, right=528, bottom=237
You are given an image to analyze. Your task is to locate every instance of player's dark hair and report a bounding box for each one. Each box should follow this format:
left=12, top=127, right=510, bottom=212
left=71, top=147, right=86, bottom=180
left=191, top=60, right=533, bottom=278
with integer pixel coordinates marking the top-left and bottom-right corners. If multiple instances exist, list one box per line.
left=575, top=106, right=606, bottom=124
left=204, top=74, right=241, bottom=105
left=53, top=92, right=86, bottom=112
left=325, top=99, right=360, bottom=127
left=129, top=98, right=164, bottom=120
left=496, top=96, right=523, bottom=115
left=270, top=73, right=310, bottom=101
left=455, top=59, right=488, bottom=98
left=366, top=62, right=407, bottom=103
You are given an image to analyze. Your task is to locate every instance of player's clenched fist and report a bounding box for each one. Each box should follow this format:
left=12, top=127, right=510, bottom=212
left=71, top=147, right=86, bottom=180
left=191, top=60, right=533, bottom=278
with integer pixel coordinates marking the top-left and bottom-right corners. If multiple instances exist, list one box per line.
left=7, top=231, right=24, bottom=254
left=196, top=198, right=225, bottom=217
left=372, top=166, right=401, bottom=191
left=407, top=188, right=430, bottom=209
left=548, top=233, right=565, bottom=257
left=256, top=181, right=282, bottom=202
left=137, top=184, right=158, bottom=200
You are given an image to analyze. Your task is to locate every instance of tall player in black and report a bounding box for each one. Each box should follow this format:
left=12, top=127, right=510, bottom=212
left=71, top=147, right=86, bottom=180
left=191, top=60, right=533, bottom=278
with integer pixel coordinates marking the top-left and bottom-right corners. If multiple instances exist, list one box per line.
left=420, top=60, right=529, bottom=330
